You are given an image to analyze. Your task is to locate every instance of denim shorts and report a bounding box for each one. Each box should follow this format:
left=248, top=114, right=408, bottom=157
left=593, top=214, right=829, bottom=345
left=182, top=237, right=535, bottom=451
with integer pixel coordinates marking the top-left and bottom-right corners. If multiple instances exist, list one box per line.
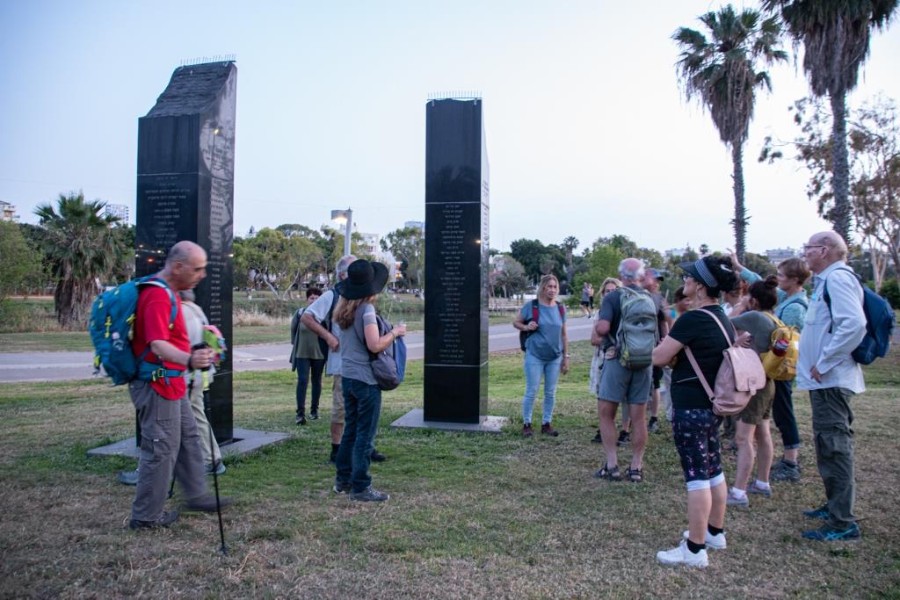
left=598, top=358, right=651, bottom=405
left=672, top=408, right=724, bottom=488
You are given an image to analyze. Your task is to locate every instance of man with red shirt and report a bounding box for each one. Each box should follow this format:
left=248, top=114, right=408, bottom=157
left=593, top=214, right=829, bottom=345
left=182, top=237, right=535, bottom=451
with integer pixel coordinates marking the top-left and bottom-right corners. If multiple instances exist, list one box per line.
left=128, top=241, right=230, bottom=530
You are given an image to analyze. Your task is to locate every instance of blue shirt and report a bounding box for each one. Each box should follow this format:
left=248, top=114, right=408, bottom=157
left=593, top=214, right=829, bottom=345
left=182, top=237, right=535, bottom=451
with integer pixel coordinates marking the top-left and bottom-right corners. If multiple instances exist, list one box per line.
left=519, top=301, right=566, bottom=361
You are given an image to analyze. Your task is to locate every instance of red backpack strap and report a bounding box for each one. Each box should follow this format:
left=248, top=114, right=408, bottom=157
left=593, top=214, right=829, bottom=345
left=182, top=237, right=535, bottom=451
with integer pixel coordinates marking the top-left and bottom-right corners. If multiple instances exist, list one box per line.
left=532, top=299, right=539, bottom=322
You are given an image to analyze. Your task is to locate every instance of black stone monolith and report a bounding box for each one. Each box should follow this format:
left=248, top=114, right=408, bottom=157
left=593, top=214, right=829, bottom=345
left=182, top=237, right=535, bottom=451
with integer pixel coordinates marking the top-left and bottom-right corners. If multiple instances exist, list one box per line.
left=135, top=61, right=236, bottom=442
left=423, top=98, right=489, bottom=423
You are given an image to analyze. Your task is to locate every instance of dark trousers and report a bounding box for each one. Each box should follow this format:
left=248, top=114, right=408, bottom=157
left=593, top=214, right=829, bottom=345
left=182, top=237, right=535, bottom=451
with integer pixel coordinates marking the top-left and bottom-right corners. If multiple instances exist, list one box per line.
left=335, top=377, right=382, bottom=493
left=295, top=357, right=326, bottom=416
left=772, top=380, right=801, bottom=450
left=810, top=387, right=857, bottom=528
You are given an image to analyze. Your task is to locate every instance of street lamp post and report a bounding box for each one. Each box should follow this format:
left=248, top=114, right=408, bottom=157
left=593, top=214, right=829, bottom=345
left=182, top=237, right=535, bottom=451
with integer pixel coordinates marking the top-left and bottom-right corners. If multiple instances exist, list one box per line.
left=331, top=208, right=353, bottom=258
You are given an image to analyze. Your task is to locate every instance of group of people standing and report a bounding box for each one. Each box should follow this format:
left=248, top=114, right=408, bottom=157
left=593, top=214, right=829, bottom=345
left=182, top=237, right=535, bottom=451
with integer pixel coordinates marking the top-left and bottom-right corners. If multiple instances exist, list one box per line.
left=508, top=231, right=870, bottom=569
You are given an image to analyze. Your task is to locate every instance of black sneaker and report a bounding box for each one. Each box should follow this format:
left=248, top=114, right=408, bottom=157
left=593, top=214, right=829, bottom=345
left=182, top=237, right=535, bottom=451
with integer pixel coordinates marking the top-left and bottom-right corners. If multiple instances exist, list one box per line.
left=309, top=411, right=319, bottom=420
left=617, top=431, right=630, bottom=446
left=370, top=450, right=387, bottom=462
left=295, top=414, right=307, bottom=425
left=591, top=430, right=602, bottom=443
left=802, top=522, right=861, bottom=541
left=648, top=417, right=659, bottom=433
left=523, top=424, right=534, bottom=438
left=803, top=504, right=830, bottom=520
left=129, top=510, right=179, bottom=530
left=350, top=487, right=390, bottom=502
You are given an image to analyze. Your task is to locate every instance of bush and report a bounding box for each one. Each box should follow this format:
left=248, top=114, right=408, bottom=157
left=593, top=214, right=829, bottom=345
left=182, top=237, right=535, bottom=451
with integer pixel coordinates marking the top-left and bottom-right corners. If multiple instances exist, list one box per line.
left=0, top=299, right=61, bottom=333
left=879, top=278, right=899, bottom=310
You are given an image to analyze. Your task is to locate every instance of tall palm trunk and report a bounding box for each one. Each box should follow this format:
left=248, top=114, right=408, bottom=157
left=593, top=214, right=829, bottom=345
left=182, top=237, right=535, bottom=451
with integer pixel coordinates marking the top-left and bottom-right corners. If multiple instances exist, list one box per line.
left=731, top=142, right=747, bottom=261
left=830, top=90, right=852, bottom=243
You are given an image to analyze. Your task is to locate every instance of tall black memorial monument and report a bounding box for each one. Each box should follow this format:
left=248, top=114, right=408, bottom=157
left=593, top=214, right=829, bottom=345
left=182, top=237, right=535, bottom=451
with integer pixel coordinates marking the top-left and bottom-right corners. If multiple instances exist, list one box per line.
left=423, top=98, right=490, bottom=423
left=135, top=61, right=236, bottom=442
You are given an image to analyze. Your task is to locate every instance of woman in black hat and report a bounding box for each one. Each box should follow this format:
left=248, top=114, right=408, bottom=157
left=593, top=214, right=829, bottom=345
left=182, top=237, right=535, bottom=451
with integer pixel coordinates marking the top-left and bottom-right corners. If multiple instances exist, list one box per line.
left=330, top=260, right=406, bottom=502
left=651, top=256, right=737, bottom=568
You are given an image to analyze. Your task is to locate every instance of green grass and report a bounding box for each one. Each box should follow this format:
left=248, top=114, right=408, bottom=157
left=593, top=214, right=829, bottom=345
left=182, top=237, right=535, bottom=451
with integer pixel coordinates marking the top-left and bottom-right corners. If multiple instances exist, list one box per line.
left=1, top=343, right=899, bottom=598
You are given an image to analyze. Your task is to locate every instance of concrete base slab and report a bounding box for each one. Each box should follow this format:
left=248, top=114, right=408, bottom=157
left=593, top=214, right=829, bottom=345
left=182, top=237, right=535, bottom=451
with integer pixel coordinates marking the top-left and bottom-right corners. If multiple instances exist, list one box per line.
left=87, top=427, right=291, bottom=460
left=391, top=408, right=508, bottom=434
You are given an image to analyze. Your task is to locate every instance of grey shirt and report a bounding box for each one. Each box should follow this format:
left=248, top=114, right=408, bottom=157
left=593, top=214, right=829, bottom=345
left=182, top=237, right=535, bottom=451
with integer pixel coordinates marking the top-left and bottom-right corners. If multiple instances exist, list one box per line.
left=339, top=303, right=378, bottom=386
left=730, top=311, right=778, bottom=355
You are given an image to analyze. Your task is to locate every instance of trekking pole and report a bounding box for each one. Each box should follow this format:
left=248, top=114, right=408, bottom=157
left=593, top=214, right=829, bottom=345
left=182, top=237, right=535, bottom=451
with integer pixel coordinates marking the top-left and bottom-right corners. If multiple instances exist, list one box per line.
left=193, top=341, right=228, bottom=556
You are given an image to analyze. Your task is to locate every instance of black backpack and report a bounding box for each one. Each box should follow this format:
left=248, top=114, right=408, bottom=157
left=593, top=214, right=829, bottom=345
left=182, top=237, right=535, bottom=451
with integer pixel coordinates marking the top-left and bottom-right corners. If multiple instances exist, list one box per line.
left=519, top=299, right=565, bottom=352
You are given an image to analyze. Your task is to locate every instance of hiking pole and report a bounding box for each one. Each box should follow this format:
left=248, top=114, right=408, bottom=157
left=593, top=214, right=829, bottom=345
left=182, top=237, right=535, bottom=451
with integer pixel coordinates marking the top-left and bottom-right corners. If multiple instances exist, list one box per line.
left=195, top=342, right=227, bottom=555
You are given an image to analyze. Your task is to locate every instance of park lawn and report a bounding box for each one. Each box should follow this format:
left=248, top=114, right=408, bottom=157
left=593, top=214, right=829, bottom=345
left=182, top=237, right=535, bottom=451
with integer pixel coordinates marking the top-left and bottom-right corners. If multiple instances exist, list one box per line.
left=0, top=343, right=898, bottom=598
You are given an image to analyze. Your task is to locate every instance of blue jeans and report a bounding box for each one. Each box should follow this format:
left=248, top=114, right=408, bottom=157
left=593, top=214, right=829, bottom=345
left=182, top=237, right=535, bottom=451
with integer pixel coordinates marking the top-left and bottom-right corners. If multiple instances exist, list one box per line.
left=295, top=357, right=326, bottom=416
left=336, top=377, right=382, bottom=493
left=522, top=352, right=562, bottom=425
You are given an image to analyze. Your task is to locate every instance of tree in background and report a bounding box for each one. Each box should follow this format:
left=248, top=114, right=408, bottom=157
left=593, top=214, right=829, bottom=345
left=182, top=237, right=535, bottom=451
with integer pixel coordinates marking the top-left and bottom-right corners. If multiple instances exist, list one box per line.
left=34, top=192, right=124, bottom=328
left=763, top=0, right=898, bottom=242
left=509, top=238, right=567, bottom=284
left=0, top=221, right=42, bottom=302
left=380, top=226, right=425, bottom=289
left=674, top=5, right=787, bottom=261
left=233, top=227, right=324, bottom=297
left=489, top=255, right=529, bottom=300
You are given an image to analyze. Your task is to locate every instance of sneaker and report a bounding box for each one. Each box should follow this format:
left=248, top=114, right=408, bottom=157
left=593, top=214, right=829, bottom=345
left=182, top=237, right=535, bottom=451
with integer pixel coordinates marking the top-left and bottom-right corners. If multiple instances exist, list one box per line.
left=309, top=411, right=319, bottom=420
left=591, top=430, right=602, bottom=444
left=747, top=482, right=772, bottom=498
left=803, top=504, right=830, bottom=520
left=129, top=510, right=179, bottom=530
left=648, top=417, right=659, bottom=433
left=802, top=522, right=861, bottom=541
left=617, top=431, right=630, bottom=446
left=295, top=414, right=307, bottom=426
left=771, top=459, right=801, bottom=483
left=657, top=540, right=708, bottom=568
left=118, top=469, right=139, bottom=486
left=333, top=481, right=351, bottom=494
left=350, top=487, right=390, bottom=502
left=726, top=490, right=749, bottom=508
left=182, top=495, right=234, bottom=512
left=682, top=530, right=727, bottom=550
left=541, top=423, right=559, bottom=437
left=205, top=462, right=226, bottom=476
left=523, top=424, right=534, bottom=438
left=370, top=450, right=387, bottom=462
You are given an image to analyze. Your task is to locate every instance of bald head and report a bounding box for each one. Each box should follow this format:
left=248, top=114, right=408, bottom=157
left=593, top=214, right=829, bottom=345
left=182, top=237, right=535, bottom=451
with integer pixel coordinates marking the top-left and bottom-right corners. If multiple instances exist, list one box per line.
left=162, top=241, right=208, bottom=291
left=804, top=231, right=848, bottom=274
left=167, top=241, right=205, bottom=266
left=618, top=258, right=645, bottom=284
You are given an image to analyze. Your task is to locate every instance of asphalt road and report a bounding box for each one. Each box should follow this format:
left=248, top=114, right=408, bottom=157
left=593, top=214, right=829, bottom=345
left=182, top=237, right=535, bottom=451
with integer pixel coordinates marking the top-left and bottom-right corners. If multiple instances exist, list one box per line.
left=0, top=318, right=596, bottom=383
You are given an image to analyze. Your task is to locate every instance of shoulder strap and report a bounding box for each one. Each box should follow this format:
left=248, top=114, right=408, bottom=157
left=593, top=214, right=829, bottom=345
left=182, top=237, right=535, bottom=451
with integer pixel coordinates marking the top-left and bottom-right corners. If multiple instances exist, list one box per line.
left=557, top=302, right=565, bottom=318
left=531, top=299, right=539, bottom=323
left=683, top=309, right=732, bottom=401
left=823, top=266, right=861, bottom=333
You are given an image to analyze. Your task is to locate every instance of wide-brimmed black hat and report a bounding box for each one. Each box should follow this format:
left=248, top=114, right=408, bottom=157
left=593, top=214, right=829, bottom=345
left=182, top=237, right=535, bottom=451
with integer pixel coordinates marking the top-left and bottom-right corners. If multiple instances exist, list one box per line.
left=340, top=259, right=390, bottom=300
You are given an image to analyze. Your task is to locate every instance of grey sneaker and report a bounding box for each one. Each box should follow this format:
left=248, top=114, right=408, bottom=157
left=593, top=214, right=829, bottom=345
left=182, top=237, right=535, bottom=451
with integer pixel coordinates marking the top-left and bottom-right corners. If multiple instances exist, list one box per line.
left=350, top=487, right=390, bottom=502
left=771, top=459, right=801, bottom=482
left=648, top=417, right=660, bottom=433
left=726, top=489, right=749, bottom=508
left=747, top=482, right=772, bottom=498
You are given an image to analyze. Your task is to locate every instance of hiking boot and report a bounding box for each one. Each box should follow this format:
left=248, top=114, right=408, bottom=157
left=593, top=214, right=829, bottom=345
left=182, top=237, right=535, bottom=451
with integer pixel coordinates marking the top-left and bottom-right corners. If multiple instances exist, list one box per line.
left=295, top=414, right=307, bottom=425
left=648, top=417, right=660, bottom=433
left=656, top=540, right=708, bottom=568
left=541, top=423, right=559, bottom=437
left=771, top=459, right=801, bottom=483
left=370, top=449, right=387, bottom=462
left=350, top=487, right=390, bottom=502
left=683, top=530, right=727, bottom=550
left=616, top=431, right=630, bottom=446
left=803, top=504, right=830, bottom=520
left=523, top=424, right=534, bottom=438
left=129, top=510, right=179, bottom=530
left=333, top=481, right=351, bottom=494
left=309, top=411, right=319, bottom=420
left=726, top=489, right=749, bottom=508
left=802, top=522, right=861, bottom=542
left=205, top=462, right=226, bottom=476
left=183, top=495, right=233, bottom=512
left=747, top=482, right=772, bottom=498
left=591, top=430, right=602, bottom=444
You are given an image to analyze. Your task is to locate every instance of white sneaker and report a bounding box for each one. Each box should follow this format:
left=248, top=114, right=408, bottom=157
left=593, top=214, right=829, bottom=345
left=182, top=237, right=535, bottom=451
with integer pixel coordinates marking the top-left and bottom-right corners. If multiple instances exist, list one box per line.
left=657, top=540, right=708, bottom=568
left=682, top=529, right=727, bottom=550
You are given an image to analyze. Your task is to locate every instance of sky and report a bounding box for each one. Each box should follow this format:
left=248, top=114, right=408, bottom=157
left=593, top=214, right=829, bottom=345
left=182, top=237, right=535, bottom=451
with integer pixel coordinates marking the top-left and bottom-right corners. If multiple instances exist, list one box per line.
left=1, top=1, right=899, bottom=257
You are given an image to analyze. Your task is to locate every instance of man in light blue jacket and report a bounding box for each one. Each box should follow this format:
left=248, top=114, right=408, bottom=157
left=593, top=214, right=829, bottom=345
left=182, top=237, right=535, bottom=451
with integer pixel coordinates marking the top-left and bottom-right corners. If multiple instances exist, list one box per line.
left=797, top=231, right=866, bottom=541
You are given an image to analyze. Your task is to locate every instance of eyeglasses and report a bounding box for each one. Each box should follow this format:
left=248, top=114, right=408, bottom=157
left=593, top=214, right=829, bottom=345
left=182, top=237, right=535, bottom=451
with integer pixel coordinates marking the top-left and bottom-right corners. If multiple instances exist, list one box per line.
left=681, top=274, right=693, bottom=282
left=803, top=244, right=826, bottom=252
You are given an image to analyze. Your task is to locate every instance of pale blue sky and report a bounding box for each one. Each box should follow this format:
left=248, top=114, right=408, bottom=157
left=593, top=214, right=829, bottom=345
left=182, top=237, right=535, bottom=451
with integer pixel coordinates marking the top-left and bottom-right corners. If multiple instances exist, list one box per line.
left=1, top=1, right=898, bottom=255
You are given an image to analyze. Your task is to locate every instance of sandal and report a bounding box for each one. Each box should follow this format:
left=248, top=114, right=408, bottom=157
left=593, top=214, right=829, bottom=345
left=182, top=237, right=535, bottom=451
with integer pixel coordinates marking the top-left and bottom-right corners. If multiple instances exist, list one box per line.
left=627, top=468, right=644, bottom=483
left=594, top=464, right=622, bottom=481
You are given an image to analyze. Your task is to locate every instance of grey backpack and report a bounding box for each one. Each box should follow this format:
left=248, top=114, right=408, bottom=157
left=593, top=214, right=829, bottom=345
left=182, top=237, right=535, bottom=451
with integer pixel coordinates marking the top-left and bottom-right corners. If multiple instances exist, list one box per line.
left=615, top=287, right=659, bottom=370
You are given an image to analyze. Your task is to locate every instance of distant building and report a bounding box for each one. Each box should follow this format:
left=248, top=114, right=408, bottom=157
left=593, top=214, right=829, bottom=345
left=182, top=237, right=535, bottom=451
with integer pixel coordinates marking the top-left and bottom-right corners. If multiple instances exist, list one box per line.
left=0, top=200, right=19, bottom=222
left=358, top=232, right=381, bottom=257
left=766, top=247, right=800, bottom=264
left=404, top=220, right=425, bottom=232
left=665, top=247, right=690, bottom=259
left=104, top=203, right=130, bottom=224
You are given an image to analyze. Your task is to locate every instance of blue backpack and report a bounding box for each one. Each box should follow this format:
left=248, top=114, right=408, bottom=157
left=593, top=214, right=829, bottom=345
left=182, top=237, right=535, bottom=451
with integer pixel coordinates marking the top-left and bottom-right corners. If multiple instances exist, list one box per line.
left=88, top=276, right=178, bottom=385
left=824, top=267, right=895, bottom=365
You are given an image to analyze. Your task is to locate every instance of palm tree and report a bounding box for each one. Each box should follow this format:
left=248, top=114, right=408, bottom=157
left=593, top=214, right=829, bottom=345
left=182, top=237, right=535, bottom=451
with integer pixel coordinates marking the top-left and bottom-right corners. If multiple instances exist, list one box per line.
left=35, top=191, right=124, bottom=328
left=762, top=0, right=898, bottom=243
left=674, top=5, right=787, bottom=260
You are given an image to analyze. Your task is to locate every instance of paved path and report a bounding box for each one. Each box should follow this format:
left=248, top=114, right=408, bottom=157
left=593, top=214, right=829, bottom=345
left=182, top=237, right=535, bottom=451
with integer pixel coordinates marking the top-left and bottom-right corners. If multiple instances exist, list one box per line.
left=0, top=318, right=596, bottom=383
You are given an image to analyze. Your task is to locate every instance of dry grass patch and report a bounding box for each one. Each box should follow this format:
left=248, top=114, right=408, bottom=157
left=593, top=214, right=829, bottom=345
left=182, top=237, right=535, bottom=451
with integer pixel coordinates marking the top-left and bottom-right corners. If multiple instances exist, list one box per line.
left=1, top=346, right=899, bottom=598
